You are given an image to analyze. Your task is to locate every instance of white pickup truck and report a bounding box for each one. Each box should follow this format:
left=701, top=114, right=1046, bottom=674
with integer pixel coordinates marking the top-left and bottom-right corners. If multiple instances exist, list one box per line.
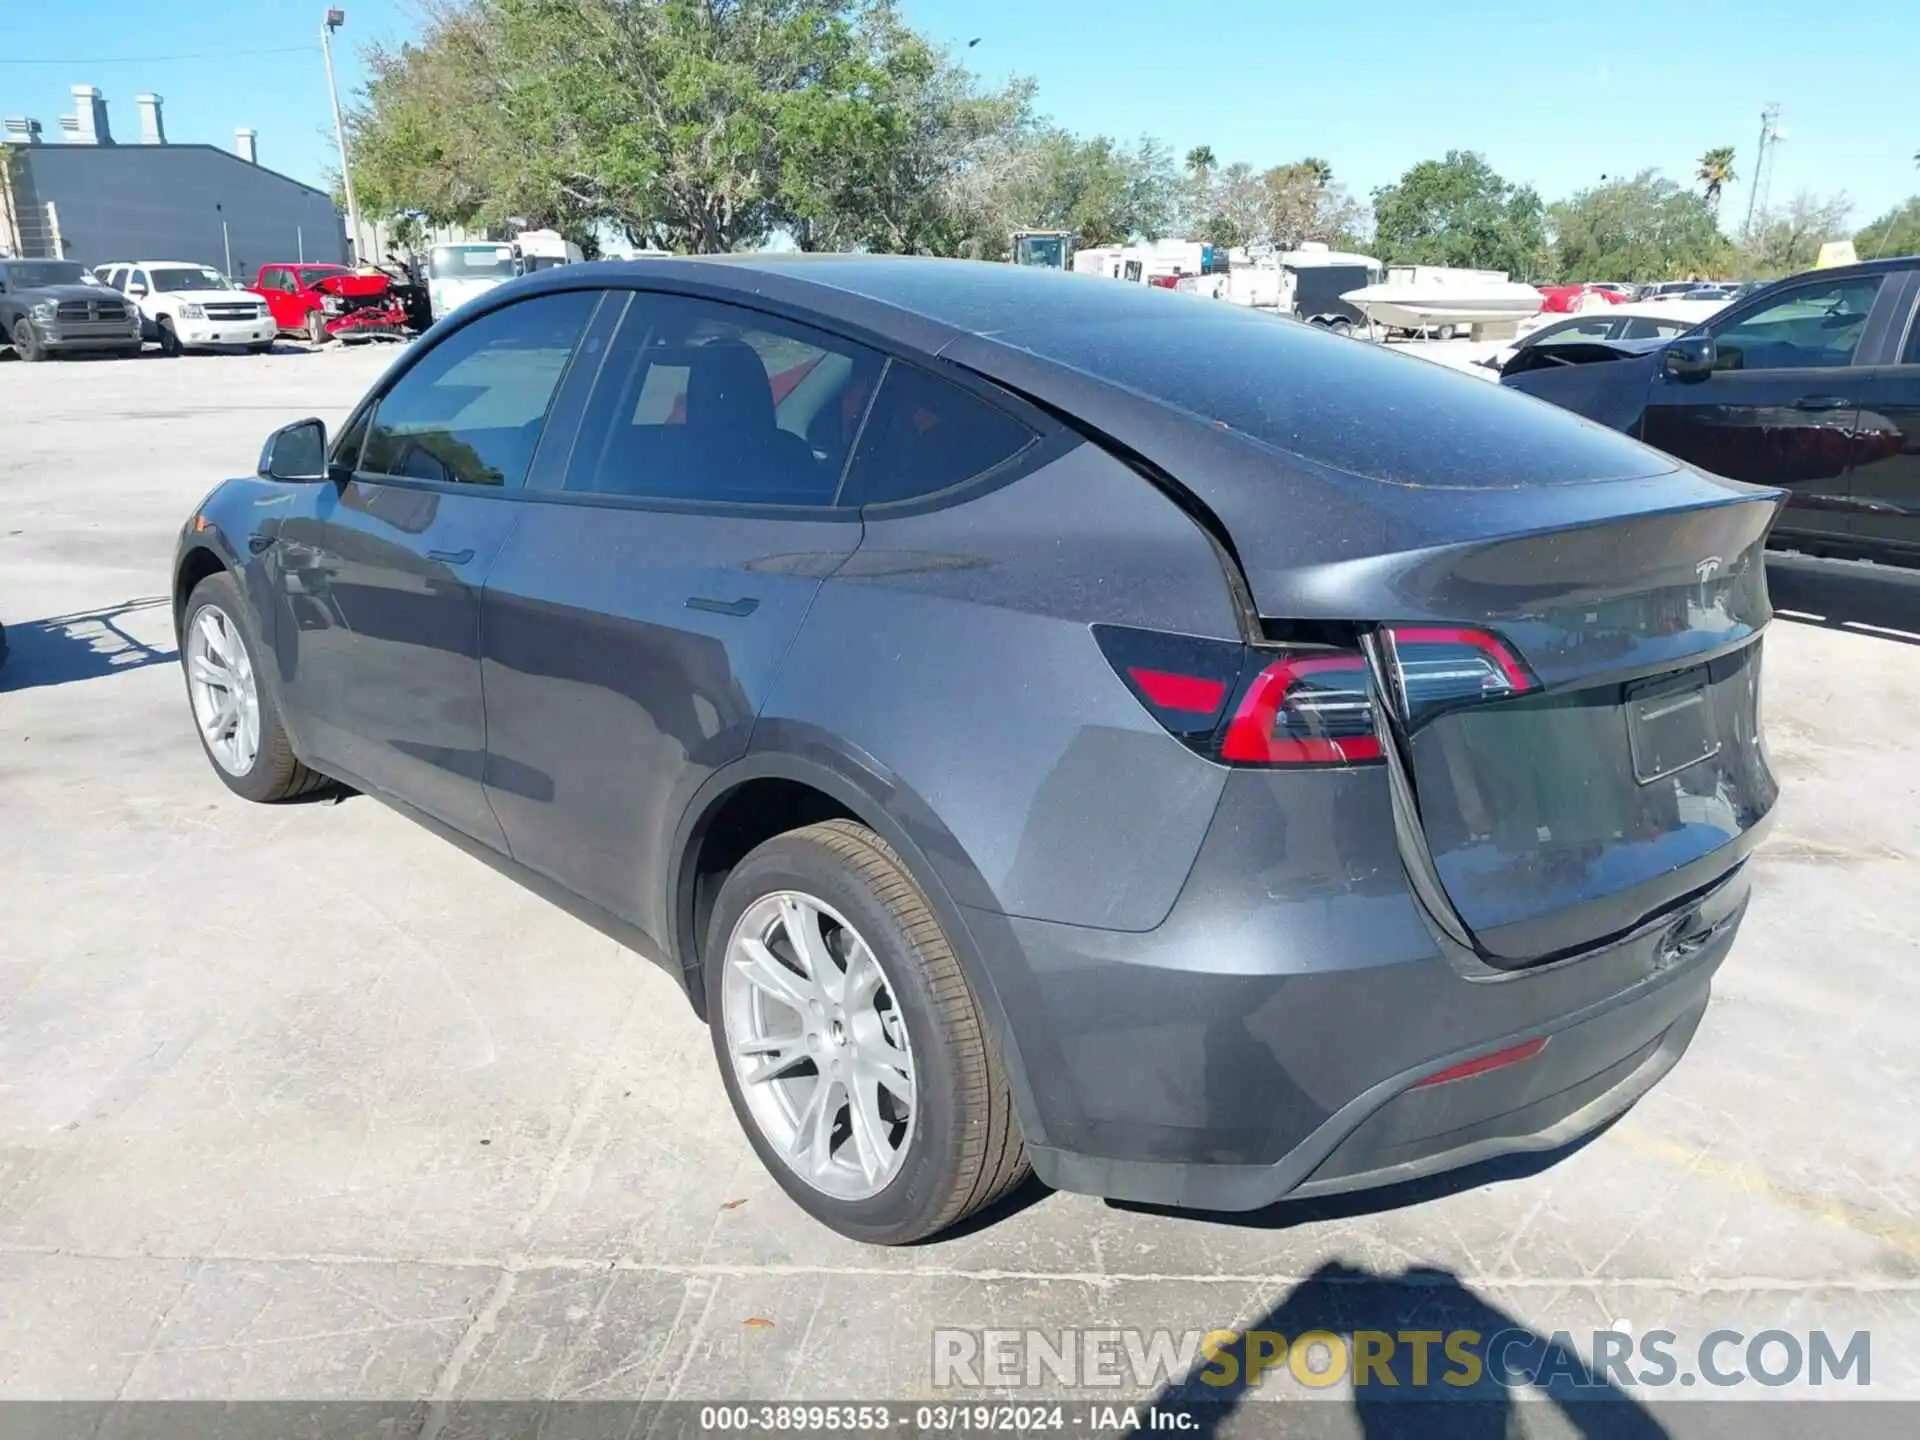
left=93, top=260, right=276, bottom=355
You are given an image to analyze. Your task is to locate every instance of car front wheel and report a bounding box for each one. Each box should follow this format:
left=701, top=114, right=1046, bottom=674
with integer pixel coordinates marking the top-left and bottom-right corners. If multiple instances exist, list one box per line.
left=181, top=572, right=329, bottom=803
left=11, top=318, right=47, bottom=362
left=306, top=311, right=330, bottom=345
left=706, top=820, right=1029, bottom=1243
left=156, top=318, right=182, bottom=357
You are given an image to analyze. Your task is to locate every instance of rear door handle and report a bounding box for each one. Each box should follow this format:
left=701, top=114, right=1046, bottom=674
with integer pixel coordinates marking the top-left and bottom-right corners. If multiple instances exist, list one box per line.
left=685, top=595, right=759, bottom=617
left=427, top=547, right=475, bottom=565
left=1792, top=395, right=1852, bottom=412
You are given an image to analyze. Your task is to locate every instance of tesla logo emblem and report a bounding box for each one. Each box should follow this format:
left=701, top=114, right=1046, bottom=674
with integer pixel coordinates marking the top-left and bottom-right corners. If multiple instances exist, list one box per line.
left=1695, top=557, right=1723, bottom=582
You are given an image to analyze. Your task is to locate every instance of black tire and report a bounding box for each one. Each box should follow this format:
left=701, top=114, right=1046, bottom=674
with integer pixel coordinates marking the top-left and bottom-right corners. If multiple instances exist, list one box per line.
left=12, top=317, right=47, bottom=362
left=156, top=318, right=182, bottom=357
left=1328, top=318, right=1354, bottom=338
left=306, top=310, right=330, bottom=345
left=705, top=820, right=1029, bottom=1243
left=181, top=571, right=330, bottom=804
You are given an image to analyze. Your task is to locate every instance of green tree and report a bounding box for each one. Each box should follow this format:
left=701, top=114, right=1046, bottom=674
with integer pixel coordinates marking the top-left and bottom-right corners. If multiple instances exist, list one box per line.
left=347, top=0, right=1026, bottom=255
left=1856, top=196, right=1920, bottom=260
left=1371, top=150, right=1548, bottom=277
left=1695, top=146, right=1737, bottom=212
left=1549, top=171, right=1733, bottom=282
left=1184, top=145, right=1216, bottom=179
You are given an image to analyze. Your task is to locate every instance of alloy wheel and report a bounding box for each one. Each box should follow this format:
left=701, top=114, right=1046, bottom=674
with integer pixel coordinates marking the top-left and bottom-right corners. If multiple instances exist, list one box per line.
left=185, top=604, right=261, bottom=775
left=721, top=890, right=916, bottom=1200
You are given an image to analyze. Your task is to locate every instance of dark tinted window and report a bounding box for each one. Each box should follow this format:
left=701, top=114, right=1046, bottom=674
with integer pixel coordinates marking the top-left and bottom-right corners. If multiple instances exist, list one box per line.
left=1904, top=310, right=1920, bottom=365
left=361, top=289, right=596, bottom=488
left=1709, top=275, right=1882, bottom=371
left=840, top=362, right=1037, bottom=507
left=565, top=293, right=882, bottom=505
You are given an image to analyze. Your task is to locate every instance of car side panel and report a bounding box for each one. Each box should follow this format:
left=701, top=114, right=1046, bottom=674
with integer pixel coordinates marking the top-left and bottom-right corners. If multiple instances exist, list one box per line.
left=757, top=442, right=1243, bottom=934
left=479, top=502, right=863, bottom=947
left=1847, top=366, right=1920, bottom=558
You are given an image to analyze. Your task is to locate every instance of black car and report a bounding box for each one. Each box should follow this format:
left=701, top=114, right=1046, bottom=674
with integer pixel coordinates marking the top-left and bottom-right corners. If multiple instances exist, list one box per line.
left=0, top=259, right=143, bottom=360
left=1505, top=257, right=1920, bottom=564
left=173, top=257, right=1779, bottom=1243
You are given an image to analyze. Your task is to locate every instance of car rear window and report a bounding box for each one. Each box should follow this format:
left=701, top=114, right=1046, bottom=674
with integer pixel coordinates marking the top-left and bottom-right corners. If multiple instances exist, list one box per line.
left=839, top=363, right=1037, bottom=507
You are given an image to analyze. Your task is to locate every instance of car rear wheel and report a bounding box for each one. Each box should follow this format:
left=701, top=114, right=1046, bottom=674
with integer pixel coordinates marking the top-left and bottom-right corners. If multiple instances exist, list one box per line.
left=156, top=318, right=182, bottom=357
left=182, top=572, right=329, bottom=803
left=306, top=311, right=330, bottom=345
left=706, top=820, right=1029, bottom=1243
left=12, top=318, right=47, bottom=362
left=1328, top=318, right=1354, bottom=338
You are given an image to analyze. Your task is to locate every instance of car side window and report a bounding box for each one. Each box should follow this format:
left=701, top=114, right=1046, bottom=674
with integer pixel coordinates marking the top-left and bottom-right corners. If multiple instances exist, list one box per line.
left=838, top=361, right=1039, bottom=508
left=1622, top=317, right=1693, bottom=340
left=360, top=289, right=598, bottom=489
left=1709, top=276, right=1882, bottom=371
left=1904, top=309, right=1920, bottom=365
left=130, top=268, right=151, bottom=293
left=563, top=292, right=883, bottom=506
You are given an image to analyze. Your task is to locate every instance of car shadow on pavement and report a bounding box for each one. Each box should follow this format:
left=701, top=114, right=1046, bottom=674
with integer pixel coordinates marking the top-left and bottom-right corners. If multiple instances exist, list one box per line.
left=0, top=596, right=177, bottom=692
left=1766, top=553, right=1920, bottom=646
left=1135, top=1258, right=1668, bottom=1439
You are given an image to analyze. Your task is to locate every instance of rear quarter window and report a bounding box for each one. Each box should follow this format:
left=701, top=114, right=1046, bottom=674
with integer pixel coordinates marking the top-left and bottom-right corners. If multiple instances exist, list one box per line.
left=839, top=363, right=1037, bottom=507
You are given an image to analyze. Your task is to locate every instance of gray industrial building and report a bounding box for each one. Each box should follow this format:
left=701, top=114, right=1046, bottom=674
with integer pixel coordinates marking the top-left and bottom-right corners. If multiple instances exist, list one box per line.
left=1, top=85, right=346, bottom=275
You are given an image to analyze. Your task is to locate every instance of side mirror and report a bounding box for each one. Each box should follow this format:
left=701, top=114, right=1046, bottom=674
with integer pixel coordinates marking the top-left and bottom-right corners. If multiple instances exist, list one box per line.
left=126, top=283, right=148, bottom=297
left=258, top=418, right=329, bottom=482
left=1663, top=333, right=1715, bottom=382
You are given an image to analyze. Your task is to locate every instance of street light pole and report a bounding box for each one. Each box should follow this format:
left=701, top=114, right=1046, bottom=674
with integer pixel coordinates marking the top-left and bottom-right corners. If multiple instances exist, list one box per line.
left=321, top=9, right=363, bottom=262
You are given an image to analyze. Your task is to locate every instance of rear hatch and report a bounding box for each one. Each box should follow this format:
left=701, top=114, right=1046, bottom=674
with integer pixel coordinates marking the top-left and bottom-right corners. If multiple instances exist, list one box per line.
left=1367, top=502, right=1778, bottom=963
left=942, top=298, right=1783, bottom=963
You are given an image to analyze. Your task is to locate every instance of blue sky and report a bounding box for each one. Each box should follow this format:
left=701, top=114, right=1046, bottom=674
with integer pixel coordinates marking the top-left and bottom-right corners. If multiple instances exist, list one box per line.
left=3, top=0, right=1914, bottom=229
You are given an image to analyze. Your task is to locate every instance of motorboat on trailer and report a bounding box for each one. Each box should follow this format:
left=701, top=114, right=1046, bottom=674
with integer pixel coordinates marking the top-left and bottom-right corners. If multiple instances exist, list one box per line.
left=1340, top=264, right=1543, bottom=337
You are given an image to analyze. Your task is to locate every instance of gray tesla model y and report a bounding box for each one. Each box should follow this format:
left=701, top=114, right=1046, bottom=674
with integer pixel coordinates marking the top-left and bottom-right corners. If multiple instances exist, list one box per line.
left=173, top=257, right=1780, bottom=1242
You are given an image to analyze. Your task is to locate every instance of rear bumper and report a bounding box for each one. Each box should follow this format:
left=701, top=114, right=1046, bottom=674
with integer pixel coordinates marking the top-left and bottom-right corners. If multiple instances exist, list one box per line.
left=958, top=766, right=1748, bottom=1212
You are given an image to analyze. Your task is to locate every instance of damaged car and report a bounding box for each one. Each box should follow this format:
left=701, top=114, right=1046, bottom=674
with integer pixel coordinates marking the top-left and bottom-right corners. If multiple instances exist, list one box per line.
left=251, top=263, right=410, bottom=345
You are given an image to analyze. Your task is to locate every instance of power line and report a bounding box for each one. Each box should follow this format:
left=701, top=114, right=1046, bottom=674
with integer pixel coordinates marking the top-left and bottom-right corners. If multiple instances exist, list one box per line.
left=0, top=45, right=318, bottom=67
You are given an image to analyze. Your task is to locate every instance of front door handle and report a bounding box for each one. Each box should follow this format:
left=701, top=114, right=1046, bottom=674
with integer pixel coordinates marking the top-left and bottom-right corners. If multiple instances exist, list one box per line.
left=1792, top=395, right=1852, bottom=412
left=685, top=595, right=759, bottom=617
left=427, top=547, right=475, bottom=565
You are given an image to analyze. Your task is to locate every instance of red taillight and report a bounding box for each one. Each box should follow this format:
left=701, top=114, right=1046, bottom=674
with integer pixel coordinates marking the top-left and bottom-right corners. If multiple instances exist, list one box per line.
left=1387, top=627, right=1536, bottom=725
left=1221, top=655, right=1381, bottom=765
left=1412, top=1036, right=1548, bottom=1088
left=1128, top=667, right=1228, bottom=714
left=1095, top=622, right=1537, bottom=769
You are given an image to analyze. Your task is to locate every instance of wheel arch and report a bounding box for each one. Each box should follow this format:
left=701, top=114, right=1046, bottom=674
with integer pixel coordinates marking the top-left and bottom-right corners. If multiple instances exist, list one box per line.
left=668, top=743, right=1051, bottom=1145
left=173, top=542, right=232, bottom=641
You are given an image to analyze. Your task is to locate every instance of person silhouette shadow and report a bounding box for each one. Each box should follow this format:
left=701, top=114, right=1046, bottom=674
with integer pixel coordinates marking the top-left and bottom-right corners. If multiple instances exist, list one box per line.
left=1138, top=1259, right=1668, bottom=1439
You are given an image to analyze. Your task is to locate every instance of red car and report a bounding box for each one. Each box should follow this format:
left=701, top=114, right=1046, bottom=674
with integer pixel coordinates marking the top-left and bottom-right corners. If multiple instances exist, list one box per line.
left=250, top=263, right=409, bottom=344
left=1536, top=283, right=1627, bottom=314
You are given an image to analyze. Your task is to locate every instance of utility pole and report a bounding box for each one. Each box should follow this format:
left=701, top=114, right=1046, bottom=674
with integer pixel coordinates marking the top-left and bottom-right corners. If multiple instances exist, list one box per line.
left=321, top=9, right=363, bottom=263
left=1741, top=103, right=1781, bottom=240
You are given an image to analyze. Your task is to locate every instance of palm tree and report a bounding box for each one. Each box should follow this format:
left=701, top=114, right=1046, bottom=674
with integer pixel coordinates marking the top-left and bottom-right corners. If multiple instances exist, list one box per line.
left=1185, top=145, right=1217, bottom=181
left=1300, top=156, right=1333, bottom=187
left=1697, top=146, right=1738, bottom=211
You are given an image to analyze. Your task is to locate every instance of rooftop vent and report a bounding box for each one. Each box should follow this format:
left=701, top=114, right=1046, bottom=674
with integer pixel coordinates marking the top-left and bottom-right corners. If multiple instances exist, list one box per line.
left=135, top=93, right=166, bottom=145
left=235, top=127, right=257, bottom=164
left=63, top=84, right=113, bottom=145
left=3, top=117, right=44, bottom=146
